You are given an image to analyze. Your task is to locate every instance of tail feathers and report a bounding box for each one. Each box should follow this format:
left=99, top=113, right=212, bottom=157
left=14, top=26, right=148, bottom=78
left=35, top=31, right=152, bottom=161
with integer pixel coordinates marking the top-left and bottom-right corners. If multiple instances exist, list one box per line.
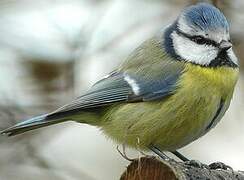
left=1, top=114, right=66, bottom=136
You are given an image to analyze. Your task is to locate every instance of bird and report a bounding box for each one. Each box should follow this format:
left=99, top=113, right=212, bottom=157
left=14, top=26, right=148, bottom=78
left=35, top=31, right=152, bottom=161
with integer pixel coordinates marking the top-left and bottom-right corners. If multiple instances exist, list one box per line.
left=1, top=3, right=239, bottom=161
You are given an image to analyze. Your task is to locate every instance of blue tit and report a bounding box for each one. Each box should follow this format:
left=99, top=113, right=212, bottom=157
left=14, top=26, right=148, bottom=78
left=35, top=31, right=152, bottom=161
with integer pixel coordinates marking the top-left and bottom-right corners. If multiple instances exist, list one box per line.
left=1, top=3, right=239, bottom=161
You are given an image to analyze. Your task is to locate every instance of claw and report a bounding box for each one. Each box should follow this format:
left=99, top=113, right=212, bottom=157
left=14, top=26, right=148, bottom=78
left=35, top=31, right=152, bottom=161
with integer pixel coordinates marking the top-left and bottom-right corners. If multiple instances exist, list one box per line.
left=209, top=162, right=232, bottom=171
left=116, top=145, right=134, bottom=161
left=185, top=160, right=209, bottom=169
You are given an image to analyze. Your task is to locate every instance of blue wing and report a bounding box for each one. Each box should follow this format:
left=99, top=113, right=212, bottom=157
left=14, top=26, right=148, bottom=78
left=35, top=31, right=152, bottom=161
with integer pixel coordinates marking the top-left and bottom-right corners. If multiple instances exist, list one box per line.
left=48, top=37, right=185, bottom=119
left=48, top=70, right=181, bottom=120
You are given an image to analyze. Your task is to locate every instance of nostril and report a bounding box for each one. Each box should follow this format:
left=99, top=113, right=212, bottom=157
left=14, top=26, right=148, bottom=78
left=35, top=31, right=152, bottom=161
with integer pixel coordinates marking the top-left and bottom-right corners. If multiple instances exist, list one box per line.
left=219, top=40, right=232, bottom=51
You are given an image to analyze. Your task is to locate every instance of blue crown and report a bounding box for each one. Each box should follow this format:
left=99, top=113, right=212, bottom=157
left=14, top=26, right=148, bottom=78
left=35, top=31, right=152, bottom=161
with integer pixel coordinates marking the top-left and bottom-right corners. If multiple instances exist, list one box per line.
left=183, top=3, right=229, bottom=31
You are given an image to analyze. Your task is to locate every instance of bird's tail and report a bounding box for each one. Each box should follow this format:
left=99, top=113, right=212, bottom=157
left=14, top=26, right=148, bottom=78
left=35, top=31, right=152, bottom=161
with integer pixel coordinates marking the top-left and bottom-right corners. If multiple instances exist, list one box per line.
left=1, top=114, right=66, bottom=136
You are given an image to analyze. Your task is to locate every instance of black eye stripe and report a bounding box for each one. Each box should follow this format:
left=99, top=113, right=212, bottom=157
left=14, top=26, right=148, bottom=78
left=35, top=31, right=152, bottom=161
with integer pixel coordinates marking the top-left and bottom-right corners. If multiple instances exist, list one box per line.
left=191, top=36, right=217, bottom=46
left=176, top=30, right=218, bottom=47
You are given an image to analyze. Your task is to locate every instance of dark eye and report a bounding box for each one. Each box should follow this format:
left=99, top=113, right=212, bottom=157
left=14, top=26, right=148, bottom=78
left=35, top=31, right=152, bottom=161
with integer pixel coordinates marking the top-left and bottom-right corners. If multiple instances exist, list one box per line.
left=192, top=36, right=207, bottom=44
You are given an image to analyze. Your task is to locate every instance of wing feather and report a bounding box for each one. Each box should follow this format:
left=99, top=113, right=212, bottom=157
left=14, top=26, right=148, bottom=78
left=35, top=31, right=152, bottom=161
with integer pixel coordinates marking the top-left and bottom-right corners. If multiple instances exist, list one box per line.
left=47, top=37, right=185, bottom=119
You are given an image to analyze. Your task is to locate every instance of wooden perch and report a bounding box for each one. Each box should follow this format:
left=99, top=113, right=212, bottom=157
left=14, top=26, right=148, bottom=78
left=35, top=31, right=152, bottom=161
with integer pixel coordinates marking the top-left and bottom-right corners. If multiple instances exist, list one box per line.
left=120, top=156, right=244, bottom=180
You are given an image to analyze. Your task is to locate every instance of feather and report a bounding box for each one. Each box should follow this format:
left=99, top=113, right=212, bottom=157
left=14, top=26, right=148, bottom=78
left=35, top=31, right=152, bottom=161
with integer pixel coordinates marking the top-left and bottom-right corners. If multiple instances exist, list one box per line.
left=1, top=37, right=185, bottom=136
left=1, top=114, right=66, bottom=136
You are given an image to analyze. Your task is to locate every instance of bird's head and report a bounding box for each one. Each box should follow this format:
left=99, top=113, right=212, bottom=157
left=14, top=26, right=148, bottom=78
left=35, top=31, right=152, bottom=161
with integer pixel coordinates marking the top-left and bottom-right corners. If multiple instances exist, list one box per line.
left=164, top=3, right=238, bottom=67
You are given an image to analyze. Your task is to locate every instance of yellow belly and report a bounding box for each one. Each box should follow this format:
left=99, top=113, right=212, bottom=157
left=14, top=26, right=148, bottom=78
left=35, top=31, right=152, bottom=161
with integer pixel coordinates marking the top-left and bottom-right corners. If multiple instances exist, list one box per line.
left=101, top=64, right=239, bottom=150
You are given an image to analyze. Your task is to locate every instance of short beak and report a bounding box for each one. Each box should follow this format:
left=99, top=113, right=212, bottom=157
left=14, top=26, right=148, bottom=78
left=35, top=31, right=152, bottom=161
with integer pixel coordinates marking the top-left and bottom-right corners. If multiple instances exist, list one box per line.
left=219, top=40, right=232, bottom=51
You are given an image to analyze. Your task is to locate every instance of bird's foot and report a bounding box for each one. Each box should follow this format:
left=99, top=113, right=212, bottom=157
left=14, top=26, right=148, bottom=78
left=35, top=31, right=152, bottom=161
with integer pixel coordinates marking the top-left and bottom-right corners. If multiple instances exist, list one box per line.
left=209, top=162, right=233, bottom=171
left=185, top=160, right=209, bottom=169
left=170, top=151, right=208, bottom=169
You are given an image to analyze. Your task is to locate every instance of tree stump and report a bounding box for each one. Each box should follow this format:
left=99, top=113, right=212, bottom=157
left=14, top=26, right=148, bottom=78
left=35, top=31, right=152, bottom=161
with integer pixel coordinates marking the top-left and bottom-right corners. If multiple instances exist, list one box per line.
left=120, top=156, right=244, bottom=180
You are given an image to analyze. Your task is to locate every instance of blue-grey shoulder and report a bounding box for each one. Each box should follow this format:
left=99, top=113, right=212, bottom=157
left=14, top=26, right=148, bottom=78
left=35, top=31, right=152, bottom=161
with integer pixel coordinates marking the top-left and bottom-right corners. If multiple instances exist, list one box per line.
left=182, top=3, right=229, bottom=31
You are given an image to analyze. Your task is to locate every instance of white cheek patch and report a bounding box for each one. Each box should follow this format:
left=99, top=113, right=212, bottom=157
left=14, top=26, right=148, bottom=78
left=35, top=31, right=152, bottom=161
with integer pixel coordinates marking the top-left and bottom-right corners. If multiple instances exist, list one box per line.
left=124, top=74, right=140, bottom=95
left=171, top=31, right=218, bottom=66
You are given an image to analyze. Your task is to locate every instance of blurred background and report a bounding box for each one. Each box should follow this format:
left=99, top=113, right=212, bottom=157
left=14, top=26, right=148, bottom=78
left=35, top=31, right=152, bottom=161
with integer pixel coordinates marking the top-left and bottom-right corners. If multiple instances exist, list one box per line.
left=0, top=0, right=243, bottom=179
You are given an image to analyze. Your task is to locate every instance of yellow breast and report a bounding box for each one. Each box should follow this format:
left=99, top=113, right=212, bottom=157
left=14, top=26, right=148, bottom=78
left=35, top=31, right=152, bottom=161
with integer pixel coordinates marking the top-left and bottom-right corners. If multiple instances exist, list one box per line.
left=153, top=63, right=239, bottom=149
left=181, top=64, right=239, bottom=99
